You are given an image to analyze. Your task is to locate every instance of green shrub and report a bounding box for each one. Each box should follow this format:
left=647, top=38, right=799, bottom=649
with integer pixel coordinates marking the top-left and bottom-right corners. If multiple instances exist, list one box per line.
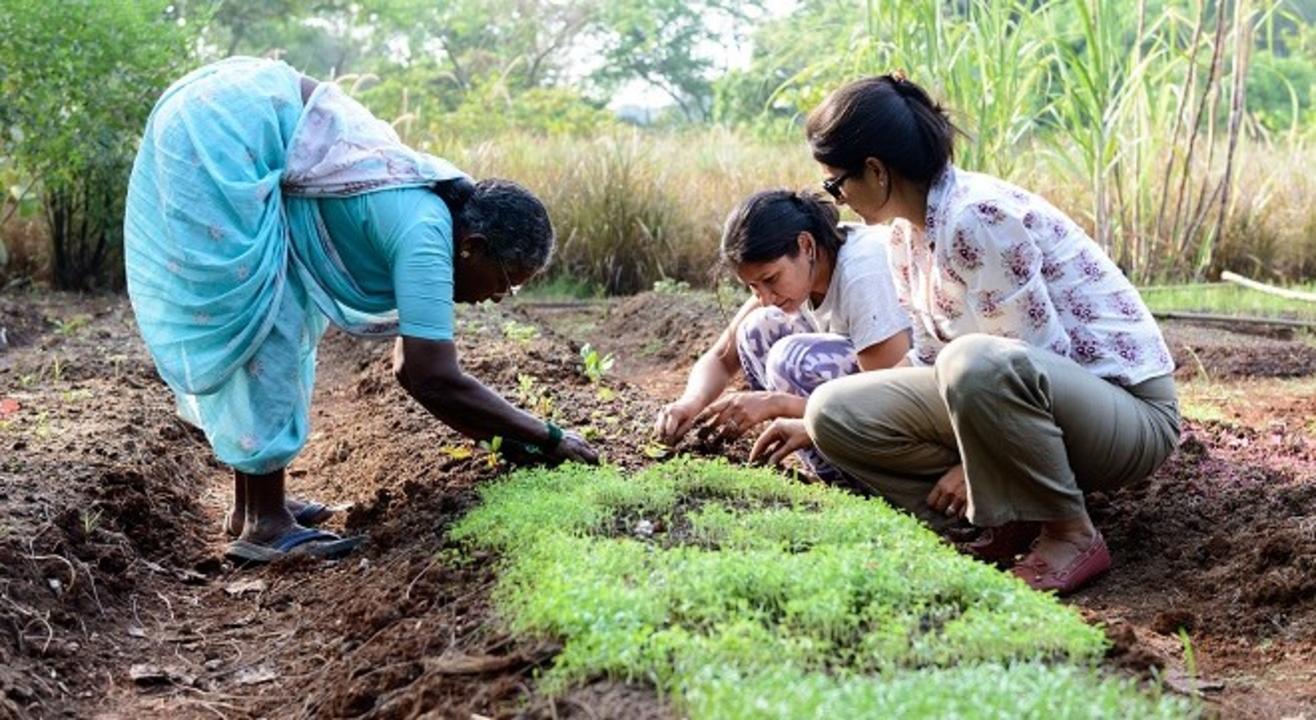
left=0, top=1, right=199, bottom=289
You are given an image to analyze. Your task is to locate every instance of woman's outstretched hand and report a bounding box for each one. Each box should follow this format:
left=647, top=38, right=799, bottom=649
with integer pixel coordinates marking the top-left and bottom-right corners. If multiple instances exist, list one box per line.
left=550, top=430, right=600, bottom=465
left=694, top=391, right=780, bottom=441
left=749, top=418, right=813, bottom=467
left=655, top=397, right=704, bottom=445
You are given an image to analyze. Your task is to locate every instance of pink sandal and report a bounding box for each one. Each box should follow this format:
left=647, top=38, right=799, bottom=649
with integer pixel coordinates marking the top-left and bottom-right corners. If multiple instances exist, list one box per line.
left=1010, top=531, right=1111, bottom=595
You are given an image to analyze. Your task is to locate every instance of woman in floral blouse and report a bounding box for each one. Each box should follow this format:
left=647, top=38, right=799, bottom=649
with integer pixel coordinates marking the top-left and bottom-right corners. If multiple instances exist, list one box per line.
left=751, top=74, right=1180, bottom=595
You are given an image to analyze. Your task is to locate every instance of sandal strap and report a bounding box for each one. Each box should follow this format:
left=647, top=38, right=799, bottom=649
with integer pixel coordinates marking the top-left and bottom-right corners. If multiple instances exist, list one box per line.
left=271, top=527, right=340, bottom=552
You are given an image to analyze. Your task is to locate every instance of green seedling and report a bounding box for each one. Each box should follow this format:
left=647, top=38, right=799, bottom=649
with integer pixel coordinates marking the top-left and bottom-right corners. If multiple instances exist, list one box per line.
left=109, top=355, right=128, bottom=380
left=33, top=412, right=50, bottom=439
left=478, top=435, right=504, bottom=469
left=579, top=343, right=615, bottom=384
left=502, top=320, right=540, bottom=344
left=50, top=314, right=91, bottom=337
left=652, top=278, right=691, bottom=295
left=433, top=546, right=472, bottom=568
left=17, top=374, right=37, bottom=389
left=516, top=374, right=555, bottom=418
left=81, top=508, right=103, bottom=536
left=450, top=459, right=1190, bottom=719
left=641, top=338, right=665, bottom=357
left=61, top=389, right=92, bottom=404
left=641, top=441, right=670, bottom=459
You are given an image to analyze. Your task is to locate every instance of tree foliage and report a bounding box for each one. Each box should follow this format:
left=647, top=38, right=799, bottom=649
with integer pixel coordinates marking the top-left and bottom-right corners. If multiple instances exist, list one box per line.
left=0, top=0, right=198, bottom=288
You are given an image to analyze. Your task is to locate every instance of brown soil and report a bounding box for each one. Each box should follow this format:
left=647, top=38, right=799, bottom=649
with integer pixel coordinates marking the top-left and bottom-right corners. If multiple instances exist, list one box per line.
left=1165, top=322, right=1316, bottom=380
left=1, top=290, right=1313, bottom=719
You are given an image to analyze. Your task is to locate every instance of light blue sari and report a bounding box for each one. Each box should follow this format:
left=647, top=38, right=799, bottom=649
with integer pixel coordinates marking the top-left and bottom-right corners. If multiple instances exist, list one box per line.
left=124, top=57, right=463, bottom=473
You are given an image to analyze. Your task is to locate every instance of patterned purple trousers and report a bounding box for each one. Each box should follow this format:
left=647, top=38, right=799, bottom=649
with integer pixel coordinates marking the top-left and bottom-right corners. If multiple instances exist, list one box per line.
left=735, top=306, right=860, bottom=482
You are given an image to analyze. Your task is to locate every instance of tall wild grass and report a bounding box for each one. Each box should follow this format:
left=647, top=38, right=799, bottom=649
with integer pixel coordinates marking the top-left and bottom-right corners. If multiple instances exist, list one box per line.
left=427, top=127, right=1316, bottom=294
left=429, top=130, right=818, bottom=295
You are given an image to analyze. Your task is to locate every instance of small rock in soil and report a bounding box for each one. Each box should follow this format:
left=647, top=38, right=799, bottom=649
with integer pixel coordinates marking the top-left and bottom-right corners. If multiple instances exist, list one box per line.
left=129, top=663, right=196, bottom=688
left=233, top=665, right=279, bottom=686
left=1165, top=669, right=1225, bottom=696
left=224, top=578, right=267, bottom=597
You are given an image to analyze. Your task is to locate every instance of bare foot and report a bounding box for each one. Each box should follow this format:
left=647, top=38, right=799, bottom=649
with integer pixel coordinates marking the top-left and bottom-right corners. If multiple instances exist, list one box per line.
left=237, top=508, right=303, bottom=547
left=226, top=498, right=320, bottom=536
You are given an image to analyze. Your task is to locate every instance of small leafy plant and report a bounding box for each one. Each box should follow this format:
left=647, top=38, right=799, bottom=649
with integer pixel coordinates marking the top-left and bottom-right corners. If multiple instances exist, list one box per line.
left=652, top=278, right=691, bottom=295
left=478, top=435, right=504, bottom=469
left=501, top=320, right=540, bottom=344
left=578, top=343, right=615, bottom=384
left=516, top=374, right=556, bottom=418
left=441, top=444, right=474, bottom=460
left=641, top=440, right=670, bottom=459
left=50, top=314, right=91, bottom=337
left=81, top=508, right=103, bottom=536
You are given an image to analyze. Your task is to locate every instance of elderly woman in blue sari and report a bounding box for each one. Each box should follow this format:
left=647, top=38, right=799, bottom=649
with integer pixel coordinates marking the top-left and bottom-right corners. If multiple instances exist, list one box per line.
left=125, top=58, right=598, bottom=563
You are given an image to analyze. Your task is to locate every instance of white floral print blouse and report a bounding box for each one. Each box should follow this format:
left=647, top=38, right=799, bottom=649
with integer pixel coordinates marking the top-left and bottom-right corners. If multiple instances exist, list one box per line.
left=887, top=165, right=1174, bottom=387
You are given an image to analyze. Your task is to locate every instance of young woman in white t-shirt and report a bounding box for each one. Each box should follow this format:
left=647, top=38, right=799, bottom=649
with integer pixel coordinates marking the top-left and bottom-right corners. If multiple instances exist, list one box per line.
left=654, top=189, right=911, bottom=480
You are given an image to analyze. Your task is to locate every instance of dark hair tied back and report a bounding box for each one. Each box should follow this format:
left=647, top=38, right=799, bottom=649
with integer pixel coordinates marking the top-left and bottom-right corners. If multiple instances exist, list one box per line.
left=806, top=74, right=960, bottom=187
left=436, top=177, right=554, bottom=274
left=433, top=177, right=476, bottom=215
left=721, top=189, right=844, bottom=267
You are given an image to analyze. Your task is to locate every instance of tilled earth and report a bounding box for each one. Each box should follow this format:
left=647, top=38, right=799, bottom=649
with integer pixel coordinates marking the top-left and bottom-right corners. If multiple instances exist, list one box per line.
left=1, top=290, right=1313, bottom=719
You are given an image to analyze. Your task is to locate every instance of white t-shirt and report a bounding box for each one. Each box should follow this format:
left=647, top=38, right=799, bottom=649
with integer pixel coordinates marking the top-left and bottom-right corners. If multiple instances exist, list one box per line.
left=804, top=223, right=911, bottom=352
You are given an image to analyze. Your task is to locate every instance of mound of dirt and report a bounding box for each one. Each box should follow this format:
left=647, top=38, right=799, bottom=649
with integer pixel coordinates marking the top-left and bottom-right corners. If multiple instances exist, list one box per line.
left=1164, top=321, right=1316, bottom=380
left=599, top=292, right=733, bottom=369
left=0, top=293, right=49, bottom=351
left=1087, top=417, right=1316, bottom=638
left=0, top=295, right=220, bottom=717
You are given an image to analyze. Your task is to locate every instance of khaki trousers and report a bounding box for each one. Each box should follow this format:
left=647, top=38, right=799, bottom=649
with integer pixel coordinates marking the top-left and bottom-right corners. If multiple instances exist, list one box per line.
left=803, top=334, right=1180, bottom=527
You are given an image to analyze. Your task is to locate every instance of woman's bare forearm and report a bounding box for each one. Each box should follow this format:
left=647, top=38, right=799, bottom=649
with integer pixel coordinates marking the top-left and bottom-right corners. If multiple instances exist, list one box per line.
left=395, top=336, right=552, bottom=448
left=409, top=371, right=551, bottom=446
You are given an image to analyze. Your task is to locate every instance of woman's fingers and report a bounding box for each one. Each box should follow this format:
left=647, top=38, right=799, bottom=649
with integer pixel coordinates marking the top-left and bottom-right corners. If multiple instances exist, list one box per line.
left=561, top=436, right=599, bottom=465
left=926, top=485, right=947, bottom=513
left=767, top=431, right=809, bottom=466
left=949, top=486, right=968, bottom=518
left=656, top=403, right=696, bottom=445
left=693, top=396, right=728, bottom=427
left=749, top=425, right=781, bottom=464
left=751, top=420, right=810, bottom=467
left=672, top=414, right=698, bottom=442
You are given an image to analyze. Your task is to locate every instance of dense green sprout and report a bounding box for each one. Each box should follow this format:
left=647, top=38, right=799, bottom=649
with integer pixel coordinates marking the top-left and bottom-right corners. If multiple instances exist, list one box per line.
left=451, top=458, right=1190, bottom=719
